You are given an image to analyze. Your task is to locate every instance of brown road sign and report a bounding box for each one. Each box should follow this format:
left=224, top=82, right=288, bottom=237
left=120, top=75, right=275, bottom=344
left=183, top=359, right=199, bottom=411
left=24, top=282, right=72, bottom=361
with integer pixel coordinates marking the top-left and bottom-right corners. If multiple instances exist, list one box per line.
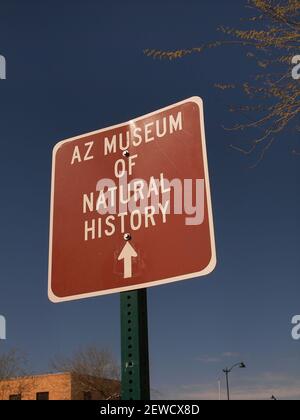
left=48, top=97, right=216, bottom=302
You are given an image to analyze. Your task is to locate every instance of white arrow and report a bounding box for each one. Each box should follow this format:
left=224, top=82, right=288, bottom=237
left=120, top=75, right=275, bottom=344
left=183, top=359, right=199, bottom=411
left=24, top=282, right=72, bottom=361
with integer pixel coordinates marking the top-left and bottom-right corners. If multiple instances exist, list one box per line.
left=118, top=242, right=138, bottom=279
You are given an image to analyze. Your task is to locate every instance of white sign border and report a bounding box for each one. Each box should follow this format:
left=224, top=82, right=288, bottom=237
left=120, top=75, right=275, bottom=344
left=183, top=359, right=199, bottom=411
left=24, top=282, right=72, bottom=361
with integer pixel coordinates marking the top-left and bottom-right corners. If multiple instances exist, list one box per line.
left=48, top=96, right=217, bottom=303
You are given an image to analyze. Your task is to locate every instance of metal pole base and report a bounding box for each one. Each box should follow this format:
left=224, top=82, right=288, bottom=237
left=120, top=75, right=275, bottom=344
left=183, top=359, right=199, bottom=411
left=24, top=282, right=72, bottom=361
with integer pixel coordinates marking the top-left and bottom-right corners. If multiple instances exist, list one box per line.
left=120, top=289, right=150, bottom=400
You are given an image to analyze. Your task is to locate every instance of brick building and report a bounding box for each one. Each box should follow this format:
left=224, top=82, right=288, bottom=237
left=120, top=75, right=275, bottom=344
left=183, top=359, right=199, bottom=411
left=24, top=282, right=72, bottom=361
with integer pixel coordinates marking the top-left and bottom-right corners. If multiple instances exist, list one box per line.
left=0, top=372, right=120, bottom=400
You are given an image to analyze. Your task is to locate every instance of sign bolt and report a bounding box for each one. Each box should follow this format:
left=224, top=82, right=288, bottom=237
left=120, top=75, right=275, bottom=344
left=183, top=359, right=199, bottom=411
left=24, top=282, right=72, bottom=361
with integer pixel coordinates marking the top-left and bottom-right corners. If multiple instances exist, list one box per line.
left=123, top=150, right=130, bottom=157
left=124, top=233, right=132, bottom=241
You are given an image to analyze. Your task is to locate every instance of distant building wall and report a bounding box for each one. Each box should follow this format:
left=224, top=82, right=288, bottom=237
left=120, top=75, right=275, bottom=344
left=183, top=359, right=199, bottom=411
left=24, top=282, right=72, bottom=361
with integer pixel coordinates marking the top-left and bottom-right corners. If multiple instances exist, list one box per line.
left=0, top=373, right=72, bottom=400
left=0, top=372, right=120, bottom=400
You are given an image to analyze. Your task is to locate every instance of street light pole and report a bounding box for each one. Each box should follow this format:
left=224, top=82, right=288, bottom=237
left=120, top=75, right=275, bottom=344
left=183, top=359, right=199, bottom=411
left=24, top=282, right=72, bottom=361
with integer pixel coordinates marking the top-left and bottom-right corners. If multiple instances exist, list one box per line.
left=222, top=362, right=246, bottom=401
left=224, top=369, right=230, bottom=400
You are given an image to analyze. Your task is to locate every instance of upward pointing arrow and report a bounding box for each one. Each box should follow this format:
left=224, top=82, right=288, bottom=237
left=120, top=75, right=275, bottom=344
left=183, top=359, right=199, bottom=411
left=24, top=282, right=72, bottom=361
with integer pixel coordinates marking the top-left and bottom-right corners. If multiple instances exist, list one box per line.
left=118, top=242, right=138, bottom=279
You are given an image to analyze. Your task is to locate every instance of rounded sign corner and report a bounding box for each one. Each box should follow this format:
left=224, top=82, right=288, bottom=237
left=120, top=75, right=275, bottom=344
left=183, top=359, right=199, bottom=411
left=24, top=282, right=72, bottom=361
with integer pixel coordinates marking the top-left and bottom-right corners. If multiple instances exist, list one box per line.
left=48, top=286, right=63, bottom=304
left=188, top=96, right=204, bottom=109
left=52, top=140, right=65, bottom=159
left=205, top=251, right=217, bottom=276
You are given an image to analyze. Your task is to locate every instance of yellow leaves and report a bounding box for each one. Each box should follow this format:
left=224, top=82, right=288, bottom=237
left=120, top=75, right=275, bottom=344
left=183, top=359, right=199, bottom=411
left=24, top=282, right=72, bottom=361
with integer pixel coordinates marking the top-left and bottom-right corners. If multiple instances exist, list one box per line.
left=143, top=49, right=190, bottom=60
left=143, top=45, right=210, bottom=60
left=258, top=60, right=268, bottom=68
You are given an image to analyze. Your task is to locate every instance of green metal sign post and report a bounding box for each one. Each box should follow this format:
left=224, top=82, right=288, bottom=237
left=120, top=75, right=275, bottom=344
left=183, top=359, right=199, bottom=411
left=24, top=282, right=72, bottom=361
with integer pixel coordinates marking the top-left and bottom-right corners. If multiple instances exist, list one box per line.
left=120, top=289, right=150, bottom=400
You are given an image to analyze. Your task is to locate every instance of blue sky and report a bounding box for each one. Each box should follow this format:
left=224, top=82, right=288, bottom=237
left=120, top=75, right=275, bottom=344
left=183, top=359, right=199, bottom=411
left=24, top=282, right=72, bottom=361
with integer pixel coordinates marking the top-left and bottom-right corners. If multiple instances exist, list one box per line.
left=0, top=0, right=300, bottom=400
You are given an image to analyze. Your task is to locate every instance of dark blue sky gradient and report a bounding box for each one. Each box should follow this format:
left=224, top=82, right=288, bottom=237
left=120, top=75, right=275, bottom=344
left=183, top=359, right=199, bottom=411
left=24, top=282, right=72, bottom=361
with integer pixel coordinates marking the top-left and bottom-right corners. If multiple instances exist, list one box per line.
left=0, top=0, right=300, bottom=399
